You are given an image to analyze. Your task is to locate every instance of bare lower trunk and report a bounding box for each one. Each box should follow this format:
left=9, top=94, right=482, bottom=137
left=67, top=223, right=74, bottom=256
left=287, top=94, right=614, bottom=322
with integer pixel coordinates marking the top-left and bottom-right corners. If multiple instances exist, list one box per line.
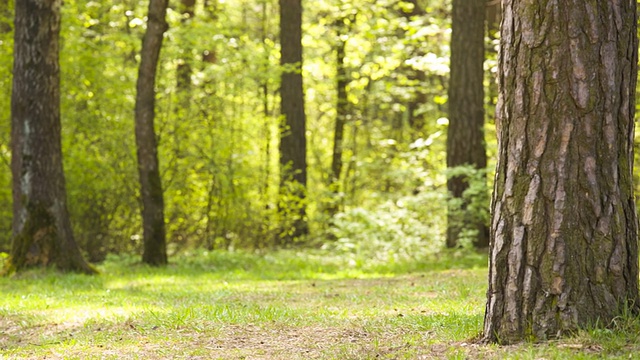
left=483, top=0, right=639, bottom=343
left=135, top=0, right=169, bottom=266
left=328, top=27, right=348, bottom=217
left=446, top=0, right=488, bottom=248
left=10, top=0, right=95, bottom=274
left=278, top=0, right=308, bottom=244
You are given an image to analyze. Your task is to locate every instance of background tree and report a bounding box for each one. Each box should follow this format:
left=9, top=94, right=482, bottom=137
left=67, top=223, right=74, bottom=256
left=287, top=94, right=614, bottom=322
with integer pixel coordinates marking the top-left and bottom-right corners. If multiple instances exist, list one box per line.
left=326, top=6, right=354, bottom=217
left=176, top=0, right=195, bottom=92
left=483, top=0, right=639, bottom=343
left=135, top=0, right=169, bottom=266
left=0, top=0, right=10, bottom=33
left=445, top=0, right=488, bottom=248
left=8, top=0, right=95, bottom=274
left=278, top=0, right=308, bottom=244
left=0, top=0, right=497, bottom=262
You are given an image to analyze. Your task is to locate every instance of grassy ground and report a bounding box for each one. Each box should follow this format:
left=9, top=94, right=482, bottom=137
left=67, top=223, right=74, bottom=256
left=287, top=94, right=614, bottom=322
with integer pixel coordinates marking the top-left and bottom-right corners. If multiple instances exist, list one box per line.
left=1, top=250, right=639, bottom=359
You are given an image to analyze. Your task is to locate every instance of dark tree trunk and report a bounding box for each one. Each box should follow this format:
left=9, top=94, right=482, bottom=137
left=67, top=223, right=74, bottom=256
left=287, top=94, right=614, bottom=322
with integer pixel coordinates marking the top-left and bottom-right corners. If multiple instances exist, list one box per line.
left=328, top=20, right=348, bottom=217
left=135, top=0, right=169, bottom=266
left=446, top=0, right=488, bottom=248
left=483, top=0, right=639, bottom=344
left=9, top=0, right=95, bottom=274
left=278, top=0, right=308, bottom=244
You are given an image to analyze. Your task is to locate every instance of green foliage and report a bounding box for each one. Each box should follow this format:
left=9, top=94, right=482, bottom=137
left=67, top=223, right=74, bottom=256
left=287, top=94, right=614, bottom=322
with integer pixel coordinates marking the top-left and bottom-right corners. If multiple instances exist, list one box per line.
left=0, top=0, right=461, bottom=254
left=445, top=165, right=490, bottom=248
left=0, top=2, right=13, bottom=251
left=325, top=190, right=447, bottom=267
left=59, top=1, right=143, bottom=261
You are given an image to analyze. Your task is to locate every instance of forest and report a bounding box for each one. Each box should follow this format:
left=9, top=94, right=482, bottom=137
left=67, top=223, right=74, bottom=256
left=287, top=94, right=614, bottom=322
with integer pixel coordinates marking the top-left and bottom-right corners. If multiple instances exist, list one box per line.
left=3, top=0, right=640, bottom=357
left=0, top=0, right=498, bottom=262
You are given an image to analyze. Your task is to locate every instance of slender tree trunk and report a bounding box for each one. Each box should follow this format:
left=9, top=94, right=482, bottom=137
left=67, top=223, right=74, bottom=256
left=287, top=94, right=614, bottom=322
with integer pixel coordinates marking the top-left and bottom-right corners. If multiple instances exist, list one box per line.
left=135, top=0, right=169, bottom=266
left=278, top=0, right=308, bottom=244
left=400, top=0, right=427, bottom=134
left=446, top=0, right=488, bottom=248
left=328, top=22, right=348, bottom=217
left=483, top=0, right=639, bottom=344
left=9, top=0, right=95, bottom=274
left=260, top=0, right=272, bottom=206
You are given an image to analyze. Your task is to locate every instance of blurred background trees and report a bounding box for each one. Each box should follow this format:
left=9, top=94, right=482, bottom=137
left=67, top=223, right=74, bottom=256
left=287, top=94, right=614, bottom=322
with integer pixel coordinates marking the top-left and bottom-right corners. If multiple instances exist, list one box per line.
left=0, top=0, right=522, bottom=265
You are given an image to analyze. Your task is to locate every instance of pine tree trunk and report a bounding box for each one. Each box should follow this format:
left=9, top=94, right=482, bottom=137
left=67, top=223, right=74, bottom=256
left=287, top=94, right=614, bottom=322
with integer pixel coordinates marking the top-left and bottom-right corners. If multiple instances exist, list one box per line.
left=10, top=0, right=95, bottom=274
left=446, top=0, right=488, bottom=248
left=278, top=0, right=308, bottom=244
left=483, top=0, right=639, bottom=343
left=135, top=0, right=169, bottom=266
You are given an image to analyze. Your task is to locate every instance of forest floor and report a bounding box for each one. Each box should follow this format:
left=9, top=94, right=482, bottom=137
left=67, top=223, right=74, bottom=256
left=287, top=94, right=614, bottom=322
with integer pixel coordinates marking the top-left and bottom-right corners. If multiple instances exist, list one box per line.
left=1, top=250, right=639, bottom=359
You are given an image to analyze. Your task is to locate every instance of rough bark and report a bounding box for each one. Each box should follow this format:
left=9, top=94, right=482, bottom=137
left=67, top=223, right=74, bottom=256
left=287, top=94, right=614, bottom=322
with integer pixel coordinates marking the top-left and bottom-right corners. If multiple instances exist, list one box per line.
left=483, top=0, right=639, bottom=344
left=446, top=0, right=488, bottom=248
left=9, top=0, right=96, bottom=274
left=278, top=0, right=308, bottom=244
left=135, top=0, right=169, bottom=266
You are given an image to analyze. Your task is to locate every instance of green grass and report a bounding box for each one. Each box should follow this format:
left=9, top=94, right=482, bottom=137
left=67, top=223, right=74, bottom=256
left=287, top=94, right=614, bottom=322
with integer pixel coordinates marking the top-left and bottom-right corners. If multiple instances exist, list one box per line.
left=1, top=250, right=639, bottom=359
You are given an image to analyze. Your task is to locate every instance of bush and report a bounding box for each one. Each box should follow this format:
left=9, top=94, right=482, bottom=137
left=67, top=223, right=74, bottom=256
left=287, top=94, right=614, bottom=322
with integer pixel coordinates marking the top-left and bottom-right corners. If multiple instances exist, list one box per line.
left=324, top=189, right=447, bottom=267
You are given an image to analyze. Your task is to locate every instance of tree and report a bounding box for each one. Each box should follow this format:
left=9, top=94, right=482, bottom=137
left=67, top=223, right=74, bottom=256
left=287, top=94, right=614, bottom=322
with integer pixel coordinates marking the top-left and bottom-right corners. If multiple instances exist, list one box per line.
left=278, top=0, right=308, bottom=243
left=399, top=0, right=428, bottom=134
left=135, top=0, right=169, bottom=265
left=446, top=0, right=488, bottom=248
left=483, top=0, right=639, bottom=343
left=327, top=11, right=351, bottom=217
left=9, top=0, right=95, bottom=274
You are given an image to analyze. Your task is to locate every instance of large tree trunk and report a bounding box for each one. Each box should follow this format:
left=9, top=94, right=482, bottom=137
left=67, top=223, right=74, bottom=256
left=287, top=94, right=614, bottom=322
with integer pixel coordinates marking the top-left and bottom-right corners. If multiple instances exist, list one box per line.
left=483, top=0, right=639, bottom=344
left=278, top=0, right=308, bottom=244
left=9, top=0, right=95, bottom=274
left=446, top=0, right=488, bottom=248
left=135, top=0, right=169, bottom=266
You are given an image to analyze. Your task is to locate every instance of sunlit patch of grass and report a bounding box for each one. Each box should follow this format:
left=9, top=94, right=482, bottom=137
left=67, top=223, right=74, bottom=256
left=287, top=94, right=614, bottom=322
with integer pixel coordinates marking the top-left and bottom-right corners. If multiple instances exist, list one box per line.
left=1, top=250, right=639, bottom=359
